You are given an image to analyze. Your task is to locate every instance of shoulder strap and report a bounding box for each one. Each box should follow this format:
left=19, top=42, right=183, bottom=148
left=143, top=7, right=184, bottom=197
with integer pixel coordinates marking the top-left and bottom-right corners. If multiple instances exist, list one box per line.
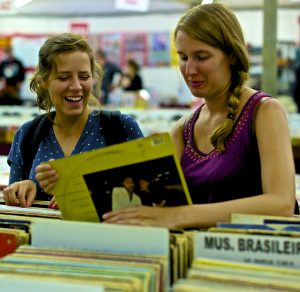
left=20, top=112, right=53, bottom=179
left=100, top=110, right=128, bottom=146
left=19, top=110, right=126, bottom=178
left=251, top=95, right=272, bottom=137
left=182, top=106, right=201, bottom=146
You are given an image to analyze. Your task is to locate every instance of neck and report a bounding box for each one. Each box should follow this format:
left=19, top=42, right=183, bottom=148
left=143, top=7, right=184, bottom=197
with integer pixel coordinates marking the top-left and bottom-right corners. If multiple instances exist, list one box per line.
left=54, top=109, right=90, bottom=136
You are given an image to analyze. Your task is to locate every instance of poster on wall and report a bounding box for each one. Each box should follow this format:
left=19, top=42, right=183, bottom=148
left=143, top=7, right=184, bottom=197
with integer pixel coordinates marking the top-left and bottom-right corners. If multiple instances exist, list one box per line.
left=11, top=35, right=49, bottom=101
left=0, top=0, right=15, bottom=15
left=170, top=30, right=179, bottom=67
left=12, top=35, right=48, bottom=69
left=122, top=33, right=147, bottom=67
left=98, top=33, right=122, bottom=66
left=70, top=22, right=90, bottom=38
left=0, top=36, right=10, bottom=61
left=87, top=34, right=98, bottom=53
left=148, top=32, right=170, bottom=66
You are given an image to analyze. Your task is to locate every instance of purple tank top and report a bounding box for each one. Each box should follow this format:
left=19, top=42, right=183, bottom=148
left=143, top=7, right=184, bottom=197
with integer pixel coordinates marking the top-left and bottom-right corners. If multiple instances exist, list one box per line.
left=181, top=91, right=271, bottom=204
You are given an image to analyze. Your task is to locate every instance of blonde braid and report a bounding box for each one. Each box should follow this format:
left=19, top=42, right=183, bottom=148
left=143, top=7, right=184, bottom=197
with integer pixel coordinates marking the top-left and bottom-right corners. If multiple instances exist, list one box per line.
left=210, top=71, right=246, bottom=152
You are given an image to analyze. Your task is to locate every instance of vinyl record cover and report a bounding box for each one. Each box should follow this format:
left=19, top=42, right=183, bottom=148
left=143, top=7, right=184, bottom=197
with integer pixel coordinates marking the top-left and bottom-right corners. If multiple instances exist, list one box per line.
left=0, top=204, right=62, bottom=219
left=16, top=244, right=168, bottom=292
left=0, top=228, right=29, bottom=258
left=48, top=132, right=192, bottom=222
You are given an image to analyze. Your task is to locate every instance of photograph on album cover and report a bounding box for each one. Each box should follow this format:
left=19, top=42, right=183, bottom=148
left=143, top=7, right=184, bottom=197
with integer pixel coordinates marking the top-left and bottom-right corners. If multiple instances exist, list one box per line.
left=83, top=156, right=189, bottom=221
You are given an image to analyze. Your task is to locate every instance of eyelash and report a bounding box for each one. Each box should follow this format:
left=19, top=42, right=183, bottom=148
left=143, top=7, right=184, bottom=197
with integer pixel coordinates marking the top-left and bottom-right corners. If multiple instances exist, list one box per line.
left=58, top=76, right=90, bottom=81
left=179, top=55, right=208, bottom=62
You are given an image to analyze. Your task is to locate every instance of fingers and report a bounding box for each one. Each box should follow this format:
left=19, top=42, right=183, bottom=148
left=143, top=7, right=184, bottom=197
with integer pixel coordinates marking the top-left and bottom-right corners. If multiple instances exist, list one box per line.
left=16, top=184, right=27, bottom=207
left=48, top=197, right=58, bottom=209
left=102, top=207, right=149, bottom=225
left=3, top=184, right=19, bottom=206
left=0, top=184, right=8, bottom=190
left=35, top=163, right=52, bottom=173
left=3, top=180, right=37, bottom=208
left=35, top=163, right=59, bottom=193
left=40, top=180, right=58, bottom=194
left=103, top=207, right=137, bottom=220
left=102, top=206, right=176, bottom=228
left=35, top=163, right=56, bottom=180
left=17, top=182, right=36, bottom=208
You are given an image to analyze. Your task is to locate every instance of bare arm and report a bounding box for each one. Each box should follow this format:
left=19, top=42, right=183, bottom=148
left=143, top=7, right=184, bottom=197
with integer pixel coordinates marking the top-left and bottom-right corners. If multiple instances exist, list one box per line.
left=251, top=98, right=295, bottom=214
left=167, top=98, right=296, bottom=228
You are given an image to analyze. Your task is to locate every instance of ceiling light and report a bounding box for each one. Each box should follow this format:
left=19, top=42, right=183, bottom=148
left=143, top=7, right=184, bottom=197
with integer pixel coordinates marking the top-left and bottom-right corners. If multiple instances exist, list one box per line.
left=15, top=0, right=33, bottom=9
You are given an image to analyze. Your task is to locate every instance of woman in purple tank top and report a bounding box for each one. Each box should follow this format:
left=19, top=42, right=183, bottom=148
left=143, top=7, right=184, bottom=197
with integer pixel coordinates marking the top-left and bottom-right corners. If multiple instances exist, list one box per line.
left=105, top=3, right=296, bottom=228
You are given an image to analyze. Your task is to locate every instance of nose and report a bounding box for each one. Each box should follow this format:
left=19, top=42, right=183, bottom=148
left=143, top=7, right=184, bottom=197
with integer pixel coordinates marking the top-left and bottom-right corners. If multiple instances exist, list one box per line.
left=185, top=58, right=197, bottom=76
left=69, top=76, right=82, bottom=90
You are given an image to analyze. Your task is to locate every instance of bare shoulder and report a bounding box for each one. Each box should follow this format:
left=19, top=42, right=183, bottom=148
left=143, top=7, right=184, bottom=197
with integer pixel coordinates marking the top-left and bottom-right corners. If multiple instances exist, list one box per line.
left=254, top=95, right=290, bottom=138
left=256, top=96, right=287, bottom=118
left=243, top=88, right=285, bottom=113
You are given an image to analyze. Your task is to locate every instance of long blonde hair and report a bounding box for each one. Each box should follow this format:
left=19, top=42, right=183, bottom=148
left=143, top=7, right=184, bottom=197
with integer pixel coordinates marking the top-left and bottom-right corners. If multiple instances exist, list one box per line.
left=175, top=3, right=250, bottom=152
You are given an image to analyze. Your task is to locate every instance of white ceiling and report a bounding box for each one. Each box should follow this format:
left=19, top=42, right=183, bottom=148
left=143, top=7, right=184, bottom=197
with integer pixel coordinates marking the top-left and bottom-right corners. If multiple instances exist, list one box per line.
left=10, top=0, right=300, bottom=17
left=13, top=0, right=190, bottom=17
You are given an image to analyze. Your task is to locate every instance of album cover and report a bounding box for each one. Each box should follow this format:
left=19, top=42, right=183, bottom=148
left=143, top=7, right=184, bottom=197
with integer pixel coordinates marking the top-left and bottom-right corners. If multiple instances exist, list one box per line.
left=48, top=133, right=192, bottom=222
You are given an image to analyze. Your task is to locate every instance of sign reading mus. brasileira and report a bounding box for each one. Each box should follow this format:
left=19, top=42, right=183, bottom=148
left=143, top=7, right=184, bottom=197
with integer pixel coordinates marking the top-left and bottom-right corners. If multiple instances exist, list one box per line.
left=194, top=232, right=300, bottom=269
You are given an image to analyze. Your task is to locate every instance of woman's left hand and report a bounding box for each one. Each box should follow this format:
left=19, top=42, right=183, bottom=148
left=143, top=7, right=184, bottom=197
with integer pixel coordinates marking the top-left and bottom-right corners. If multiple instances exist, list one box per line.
left=35, top=162, right=59, bottom=194
left=102, top=205, right=182, bottom=229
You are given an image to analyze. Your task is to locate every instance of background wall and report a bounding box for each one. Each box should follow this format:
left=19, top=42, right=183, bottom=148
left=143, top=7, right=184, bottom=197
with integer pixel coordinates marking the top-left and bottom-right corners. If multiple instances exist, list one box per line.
left=1, top=9, right=298, bottom=44
left=0, top=8, right=299, bottom=102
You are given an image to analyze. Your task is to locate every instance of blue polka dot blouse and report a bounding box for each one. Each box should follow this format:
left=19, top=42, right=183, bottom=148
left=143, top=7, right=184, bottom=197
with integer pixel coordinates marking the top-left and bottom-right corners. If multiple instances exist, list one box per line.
left=7, top=110, right=144, bottom=200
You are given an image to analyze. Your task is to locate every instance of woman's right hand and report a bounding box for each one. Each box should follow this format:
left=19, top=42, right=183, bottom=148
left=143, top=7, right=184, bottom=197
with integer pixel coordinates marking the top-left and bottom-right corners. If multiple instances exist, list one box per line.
left=3, top=180, right=36, bottom=207
left=35, top=163, right=59, bottom=194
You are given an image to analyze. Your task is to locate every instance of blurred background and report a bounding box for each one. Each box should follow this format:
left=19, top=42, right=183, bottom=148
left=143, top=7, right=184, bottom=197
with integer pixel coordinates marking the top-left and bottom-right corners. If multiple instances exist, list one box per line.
left=0, top=1, right=300, bottom=179
left=0, top=0, right=299, bottom=108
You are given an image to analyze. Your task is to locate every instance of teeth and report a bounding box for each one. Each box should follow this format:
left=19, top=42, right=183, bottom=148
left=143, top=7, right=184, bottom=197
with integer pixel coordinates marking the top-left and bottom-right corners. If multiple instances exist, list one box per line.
left=65, top=96, right=82, bottom=101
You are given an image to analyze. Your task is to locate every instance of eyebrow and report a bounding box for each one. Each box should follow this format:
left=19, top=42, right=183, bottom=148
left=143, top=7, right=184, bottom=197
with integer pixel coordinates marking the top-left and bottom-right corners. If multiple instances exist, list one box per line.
left=56, top=70, right=91, bottom=74
left=176, top=49, right=209, bottom=55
